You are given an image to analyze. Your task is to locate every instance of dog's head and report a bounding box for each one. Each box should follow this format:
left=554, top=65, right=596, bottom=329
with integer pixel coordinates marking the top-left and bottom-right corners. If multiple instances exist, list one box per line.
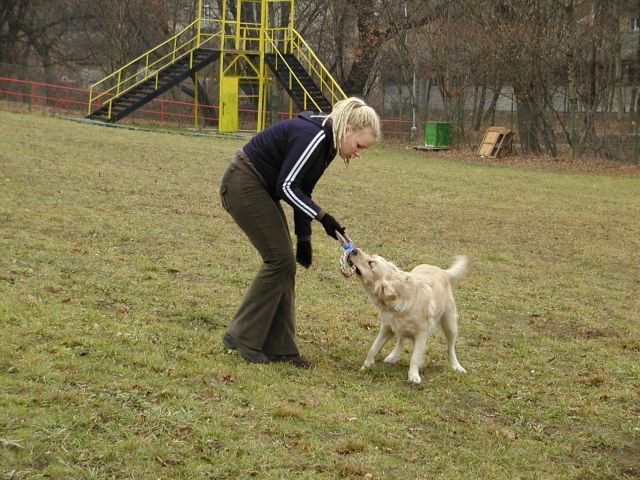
left=348, top=248, right=405, bottom=309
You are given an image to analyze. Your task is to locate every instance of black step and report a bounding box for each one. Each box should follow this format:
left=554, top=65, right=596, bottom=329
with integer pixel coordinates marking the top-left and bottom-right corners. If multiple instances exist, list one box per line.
left=265, top=53, right=333, bottom=113
left=88, top=48, right=220, bottom=122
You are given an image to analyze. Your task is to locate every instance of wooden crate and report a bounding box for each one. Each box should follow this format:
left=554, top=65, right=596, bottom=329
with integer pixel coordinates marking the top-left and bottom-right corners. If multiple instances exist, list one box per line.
left=478, top=126, right=513, bottom=158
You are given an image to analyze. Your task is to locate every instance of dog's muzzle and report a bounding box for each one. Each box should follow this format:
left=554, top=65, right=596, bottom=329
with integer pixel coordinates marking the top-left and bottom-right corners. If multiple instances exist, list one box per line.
left=346, top=249, right=361, bottom=276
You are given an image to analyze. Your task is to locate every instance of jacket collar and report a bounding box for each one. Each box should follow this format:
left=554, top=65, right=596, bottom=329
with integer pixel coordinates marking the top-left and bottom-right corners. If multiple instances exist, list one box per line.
left=298, top=111, right=336, bottom=158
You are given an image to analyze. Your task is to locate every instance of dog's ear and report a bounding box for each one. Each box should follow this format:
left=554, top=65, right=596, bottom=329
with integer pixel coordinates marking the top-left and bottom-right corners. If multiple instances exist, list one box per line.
left=375, top=279, right=407, bottom=311
left=374, top=280, right=398, bottom=305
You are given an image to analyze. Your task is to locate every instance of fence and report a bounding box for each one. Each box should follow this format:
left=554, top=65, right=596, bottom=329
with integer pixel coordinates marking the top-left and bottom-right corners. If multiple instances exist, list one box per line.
left=0, top=76, right=415, bottom=141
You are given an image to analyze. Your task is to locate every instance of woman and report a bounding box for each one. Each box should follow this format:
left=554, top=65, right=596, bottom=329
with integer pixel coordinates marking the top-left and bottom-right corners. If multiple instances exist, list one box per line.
left=219, top=97, right=381, bottom=367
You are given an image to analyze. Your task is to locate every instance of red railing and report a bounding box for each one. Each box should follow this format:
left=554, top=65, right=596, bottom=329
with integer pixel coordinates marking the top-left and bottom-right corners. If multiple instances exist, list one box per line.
left=0, top=76, right=415, bottom=139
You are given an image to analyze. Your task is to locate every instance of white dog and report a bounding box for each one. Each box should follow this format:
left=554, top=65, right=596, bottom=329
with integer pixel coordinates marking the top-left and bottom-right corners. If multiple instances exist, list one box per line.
left=348, top=248, right=467, bottom=383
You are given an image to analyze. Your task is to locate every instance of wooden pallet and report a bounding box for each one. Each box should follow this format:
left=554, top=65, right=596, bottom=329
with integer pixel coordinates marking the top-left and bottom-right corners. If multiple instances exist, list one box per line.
left=413, top=145, right=449, bottom=152
left=478, top=126, right=513, bottom=158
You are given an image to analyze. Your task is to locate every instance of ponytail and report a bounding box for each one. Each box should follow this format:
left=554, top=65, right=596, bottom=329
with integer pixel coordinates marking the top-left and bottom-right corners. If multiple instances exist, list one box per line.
left=322, top=97, right=381, bottom=150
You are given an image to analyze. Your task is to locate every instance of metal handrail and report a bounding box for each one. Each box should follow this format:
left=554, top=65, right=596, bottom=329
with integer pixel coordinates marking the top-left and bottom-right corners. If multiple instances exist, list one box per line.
left=88, top=20, right=222, bottom=116
left=87, top=17, right=346, bottom=120
left=288, top=28, right=347, bottom=105
left=263, top=35, right=323, bottom=112
left=261, top=27, right=346, bottom=111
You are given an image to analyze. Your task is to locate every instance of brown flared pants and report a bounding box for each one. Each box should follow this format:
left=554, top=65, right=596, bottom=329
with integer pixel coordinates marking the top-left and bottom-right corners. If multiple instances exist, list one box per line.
left=219, top=155, right=299, bottom=356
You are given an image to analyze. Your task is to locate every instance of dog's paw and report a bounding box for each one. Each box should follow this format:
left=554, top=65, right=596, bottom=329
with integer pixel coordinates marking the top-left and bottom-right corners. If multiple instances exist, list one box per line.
left=452, top=365, right=467, bottom=374
left=408, top=372, right=422, bottom=384
left=360, top=362, right=373, bottom=371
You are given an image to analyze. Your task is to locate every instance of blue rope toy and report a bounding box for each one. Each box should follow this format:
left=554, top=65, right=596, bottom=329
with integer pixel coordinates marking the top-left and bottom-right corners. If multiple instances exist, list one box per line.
left=336, top=232, right=357, bottom=277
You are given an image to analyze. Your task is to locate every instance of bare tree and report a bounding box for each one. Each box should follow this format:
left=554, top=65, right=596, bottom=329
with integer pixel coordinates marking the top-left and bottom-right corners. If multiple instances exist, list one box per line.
left=0, top=0, right=92, bottom=81
left=75, top=0, right=172, bottom=74
left=4, top=0, right=640, bottom=160
left=0, top=0, right=31, bottom=69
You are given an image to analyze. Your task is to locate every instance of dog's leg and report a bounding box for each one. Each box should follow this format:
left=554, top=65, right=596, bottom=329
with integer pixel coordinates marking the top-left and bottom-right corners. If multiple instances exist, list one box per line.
left=383, top=337, right=403, bottom=364
left=361, top=324, right=393, bottom=370
left=442, top=304, right=466, bottom=374
left=408, top=332, right=428, bottom=383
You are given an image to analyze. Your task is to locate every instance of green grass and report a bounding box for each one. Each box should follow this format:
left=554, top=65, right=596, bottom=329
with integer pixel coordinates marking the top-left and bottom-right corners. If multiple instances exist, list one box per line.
left=1, top=110, right=639, bottom=479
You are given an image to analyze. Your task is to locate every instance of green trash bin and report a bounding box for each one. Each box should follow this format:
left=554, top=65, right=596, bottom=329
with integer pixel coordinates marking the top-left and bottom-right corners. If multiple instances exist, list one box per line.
left=424, top=121, right=451, bottom=147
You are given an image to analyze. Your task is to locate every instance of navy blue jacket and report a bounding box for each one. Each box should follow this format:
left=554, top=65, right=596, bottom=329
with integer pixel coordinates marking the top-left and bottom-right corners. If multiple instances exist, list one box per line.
left=243, top=112, right=336, bottom=238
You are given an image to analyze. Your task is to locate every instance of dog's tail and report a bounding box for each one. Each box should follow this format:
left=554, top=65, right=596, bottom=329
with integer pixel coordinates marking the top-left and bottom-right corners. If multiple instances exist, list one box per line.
left=446, top=256, right=467, bottom=282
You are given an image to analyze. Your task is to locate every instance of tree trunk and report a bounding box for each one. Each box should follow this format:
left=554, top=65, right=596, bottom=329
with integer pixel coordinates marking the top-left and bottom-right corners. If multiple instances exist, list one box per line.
left=483, top=81, right=502, bottom=125
left=423, top=77, right=432, bottom=123
left=565, top=0, right=578, bottom=157
left=455, top=90, right=464, bottom=137
left=342, top=0, right=387, bottom=97
left=473, top=83, right=487, bottom=131
left=614, top=20, right=625, bottom=134
left=514, top=83, right=557, bottom=156
left=181, top=78, right=216, bottom=127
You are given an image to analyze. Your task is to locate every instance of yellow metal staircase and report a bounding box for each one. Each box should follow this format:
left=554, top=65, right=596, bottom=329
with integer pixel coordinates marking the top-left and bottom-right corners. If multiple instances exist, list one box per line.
left=87, top=19, right=221, bottom=122
left=264, top=28, right=345, bottom=112
left=87, top=0, right=346, bottom=131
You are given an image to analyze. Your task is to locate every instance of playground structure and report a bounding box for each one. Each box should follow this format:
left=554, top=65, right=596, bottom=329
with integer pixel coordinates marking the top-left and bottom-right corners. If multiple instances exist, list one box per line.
left=87, top=0, right=346, bottom=132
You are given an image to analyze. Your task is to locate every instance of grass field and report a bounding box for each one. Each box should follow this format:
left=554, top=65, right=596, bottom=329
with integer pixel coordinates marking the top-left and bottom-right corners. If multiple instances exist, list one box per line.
left=1, top=110, right=639, bottom=479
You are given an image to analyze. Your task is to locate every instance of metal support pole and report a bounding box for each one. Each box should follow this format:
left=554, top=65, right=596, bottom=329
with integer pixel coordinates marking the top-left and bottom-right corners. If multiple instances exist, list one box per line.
left=634, top=100, right=640, bottom=163
left=196, top=0, right=203, bottom=47
left=510, top=92, right=514, bottom=131
left=257, top=0, right=267, bottom=131
left=571, top=97, right=577, bottom=161
left=194, top=71, right=199, bottom=128
left=411, top=72, right=417, bottom=137
left=405, top=3, right=417, bottom=141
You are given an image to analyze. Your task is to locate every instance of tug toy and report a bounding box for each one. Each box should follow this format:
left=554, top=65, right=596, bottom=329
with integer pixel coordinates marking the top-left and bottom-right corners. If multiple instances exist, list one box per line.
left=336, top=232, right=357, bottom=277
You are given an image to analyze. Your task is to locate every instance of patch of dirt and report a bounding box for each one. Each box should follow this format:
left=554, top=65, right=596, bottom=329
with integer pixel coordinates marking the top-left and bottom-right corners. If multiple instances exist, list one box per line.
left=418, top=146, right=640, bottom=177
left=602, top=444, right=640, bottom=478
left=576, top=326, right=619, bottom=339
left=512, top=315, right=620, bottom=341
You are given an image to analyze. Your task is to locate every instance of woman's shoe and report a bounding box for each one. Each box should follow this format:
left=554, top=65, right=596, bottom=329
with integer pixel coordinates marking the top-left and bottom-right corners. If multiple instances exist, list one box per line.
left=267, top=354, right=312, bottom=368
left=223, top=333, right=269, bottom=364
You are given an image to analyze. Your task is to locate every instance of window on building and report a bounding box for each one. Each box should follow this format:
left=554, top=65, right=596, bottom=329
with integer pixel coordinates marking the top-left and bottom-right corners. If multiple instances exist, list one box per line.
left=631, top=17, right=639, bottom=32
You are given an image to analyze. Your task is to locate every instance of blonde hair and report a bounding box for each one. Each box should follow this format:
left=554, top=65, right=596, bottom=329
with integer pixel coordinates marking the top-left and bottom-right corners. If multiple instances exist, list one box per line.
left=322, top=97, right=381, bottom=150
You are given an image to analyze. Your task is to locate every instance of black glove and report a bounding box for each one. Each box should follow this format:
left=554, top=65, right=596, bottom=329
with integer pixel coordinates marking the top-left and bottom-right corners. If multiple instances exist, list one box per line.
left=296, top=239, right=312, bottom=268
left=321, top=213, right=345, bottom=240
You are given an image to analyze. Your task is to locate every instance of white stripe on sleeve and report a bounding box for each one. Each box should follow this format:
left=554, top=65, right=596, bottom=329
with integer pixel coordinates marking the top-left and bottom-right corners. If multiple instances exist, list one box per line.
left=282, top=130, right=325, bottom=218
